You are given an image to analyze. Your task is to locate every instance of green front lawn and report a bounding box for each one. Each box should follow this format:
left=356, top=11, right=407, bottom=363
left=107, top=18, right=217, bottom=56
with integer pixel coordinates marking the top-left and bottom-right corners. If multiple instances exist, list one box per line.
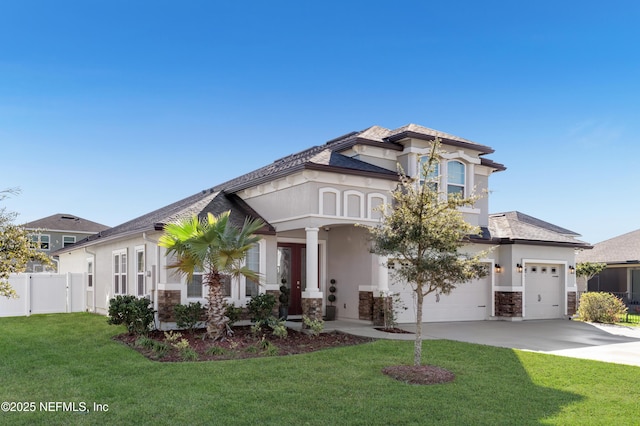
left=1, top=313, right=638, bottom=425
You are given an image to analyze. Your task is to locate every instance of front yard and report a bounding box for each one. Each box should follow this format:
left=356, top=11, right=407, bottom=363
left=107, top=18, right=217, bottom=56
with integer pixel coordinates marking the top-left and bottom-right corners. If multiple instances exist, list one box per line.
left=1, top=313, right=638, bottom=425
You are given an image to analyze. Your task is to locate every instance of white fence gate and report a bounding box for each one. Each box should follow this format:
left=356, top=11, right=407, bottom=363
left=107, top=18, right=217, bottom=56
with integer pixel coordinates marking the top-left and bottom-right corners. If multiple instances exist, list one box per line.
left=0, top=273, right=85, bottom=317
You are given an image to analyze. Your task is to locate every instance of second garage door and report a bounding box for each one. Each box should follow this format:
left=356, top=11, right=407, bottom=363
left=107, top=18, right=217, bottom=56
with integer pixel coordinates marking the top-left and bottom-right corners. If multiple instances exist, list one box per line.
left=524, top=263, right=563, bottom=319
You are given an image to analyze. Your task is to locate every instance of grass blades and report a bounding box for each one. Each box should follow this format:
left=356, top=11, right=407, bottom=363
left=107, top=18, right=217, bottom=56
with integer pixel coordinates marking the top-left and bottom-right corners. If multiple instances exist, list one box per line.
left=1, top=313, right=639, bottom=425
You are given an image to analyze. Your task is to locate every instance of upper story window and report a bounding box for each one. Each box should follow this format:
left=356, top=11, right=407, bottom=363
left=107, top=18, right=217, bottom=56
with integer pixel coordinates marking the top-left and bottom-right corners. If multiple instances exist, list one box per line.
left=447, top=160, right=465, bottom=197
left=30, top=234, right=50, bottom=250
left=419, top=157, right=439, bottom=190
left=63, top=236, right=76, bottom=247
left=418, top=157, right=467, bottom=198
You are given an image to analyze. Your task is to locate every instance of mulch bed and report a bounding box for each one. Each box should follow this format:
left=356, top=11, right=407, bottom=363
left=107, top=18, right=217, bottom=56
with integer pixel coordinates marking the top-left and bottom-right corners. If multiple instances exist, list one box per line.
left=374, top=327, right=414, bottom=334
left=114, top=325, right=375, bottom=362
left=116, top=325, right=453, bottom=385
left=381, top=365, right=455, bottom=385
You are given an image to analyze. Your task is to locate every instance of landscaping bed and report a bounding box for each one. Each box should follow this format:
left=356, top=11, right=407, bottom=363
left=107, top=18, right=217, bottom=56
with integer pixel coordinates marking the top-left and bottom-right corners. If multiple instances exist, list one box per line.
left=115, top=325, right=375, bottom=362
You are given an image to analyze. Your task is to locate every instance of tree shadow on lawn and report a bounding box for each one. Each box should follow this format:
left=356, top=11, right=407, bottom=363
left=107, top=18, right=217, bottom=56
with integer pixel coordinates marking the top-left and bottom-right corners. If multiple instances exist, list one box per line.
left=363, top=340, right=585, bottom=425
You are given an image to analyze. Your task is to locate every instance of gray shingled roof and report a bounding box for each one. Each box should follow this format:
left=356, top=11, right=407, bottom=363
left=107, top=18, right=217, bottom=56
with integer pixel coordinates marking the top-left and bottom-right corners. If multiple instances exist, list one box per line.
left=56, top=123, right=507, bottom=253
left=576, top=228, right=640, bottom=264
left=213, top=145, right=399, bottom=194
left=23, top=214, right=110, bottom=233
left=488, top=211, right=591, bottom=247
left=212, top=123, right=505, bottom=193
left=54, top=192, right=275, bottom=254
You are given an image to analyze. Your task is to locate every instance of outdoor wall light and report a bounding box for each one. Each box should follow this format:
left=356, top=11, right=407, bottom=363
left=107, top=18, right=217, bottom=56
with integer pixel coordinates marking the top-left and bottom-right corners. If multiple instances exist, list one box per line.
left=516, top=264, right=523, bottom=273
left=494, top=264, right=502, bottom=273
left=569, top=265, right=575, bottom=274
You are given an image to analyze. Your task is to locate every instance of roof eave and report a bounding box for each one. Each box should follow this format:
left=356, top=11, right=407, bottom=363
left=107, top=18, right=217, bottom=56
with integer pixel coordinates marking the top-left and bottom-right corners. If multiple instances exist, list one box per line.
left=385, top=131, right=495, bottom=154
left=498, top=238, right=593, bottom=249
left=303, top=163, right=400, bottom=181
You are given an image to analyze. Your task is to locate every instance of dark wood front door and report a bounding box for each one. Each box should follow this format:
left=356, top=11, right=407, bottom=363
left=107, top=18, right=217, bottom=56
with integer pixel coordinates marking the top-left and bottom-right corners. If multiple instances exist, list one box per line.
left=277, top=243, right=306, bottom=315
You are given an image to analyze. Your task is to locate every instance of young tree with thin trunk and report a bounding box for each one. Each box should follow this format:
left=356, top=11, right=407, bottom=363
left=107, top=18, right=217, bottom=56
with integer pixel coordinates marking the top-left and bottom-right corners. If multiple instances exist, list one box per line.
left=159, top=211, right=264, bottom=341
left=1, top=188, right=53, bottom=298
left=576, top=262, right=606, bottom=282
left=365, top=139, right=488, bottom=366
left=576, top=262, right=606, bottom=291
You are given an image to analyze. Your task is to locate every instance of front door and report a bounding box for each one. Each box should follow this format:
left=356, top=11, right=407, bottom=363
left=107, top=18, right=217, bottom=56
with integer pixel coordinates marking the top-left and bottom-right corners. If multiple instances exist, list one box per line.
left=277, top=243, right=306, bottom=315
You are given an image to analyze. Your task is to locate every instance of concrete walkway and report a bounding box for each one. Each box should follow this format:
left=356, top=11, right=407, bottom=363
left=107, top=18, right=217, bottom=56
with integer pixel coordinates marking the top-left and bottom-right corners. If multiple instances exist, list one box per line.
left=310, top=318, right=640, bottom=367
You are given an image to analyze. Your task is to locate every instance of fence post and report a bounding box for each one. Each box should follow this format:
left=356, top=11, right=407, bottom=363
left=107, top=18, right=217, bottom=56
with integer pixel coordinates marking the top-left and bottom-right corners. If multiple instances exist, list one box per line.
left=24, top=274, right=31, bottom=317
left=66, top=272, right=71, bottom=313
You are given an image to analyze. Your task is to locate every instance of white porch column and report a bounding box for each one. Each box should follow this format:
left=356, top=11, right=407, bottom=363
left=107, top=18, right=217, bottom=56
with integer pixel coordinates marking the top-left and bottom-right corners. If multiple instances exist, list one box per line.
left=377, top=255, right=389, bottom=294
left=302, top=227, right=322, bottom=297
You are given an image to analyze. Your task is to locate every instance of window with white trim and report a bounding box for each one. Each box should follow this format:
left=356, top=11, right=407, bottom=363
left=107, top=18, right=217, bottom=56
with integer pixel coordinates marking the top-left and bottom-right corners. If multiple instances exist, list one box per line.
left=30, top=234, right=50, bottom=250
left=187, top=274, right=203, bottom=298
left=113, top=249, right=127, bottom=295
left=419, top=157, right=439, bottom=190
left=447, top=160, right=465, bottom=197
left=63, top=235, right=76, bottom=247
left=87, top=259, right=94, bottom=288
left=135, top=247, right=145, bottom=296
left=245, top=244, right=260, bottom=298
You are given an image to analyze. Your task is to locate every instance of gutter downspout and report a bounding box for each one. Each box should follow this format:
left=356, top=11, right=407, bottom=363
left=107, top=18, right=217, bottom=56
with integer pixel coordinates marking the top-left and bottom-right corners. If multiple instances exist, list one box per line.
left=84, top=247, right=97, bottom=313
left=143, top=232, right=160, bottom=329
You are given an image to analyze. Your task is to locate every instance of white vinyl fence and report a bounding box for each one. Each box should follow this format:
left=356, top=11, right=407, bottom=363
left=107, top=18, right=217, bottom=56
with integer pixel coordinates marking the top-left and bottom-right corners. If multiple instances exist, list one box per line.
left=0, top=273, right=85, bottom=317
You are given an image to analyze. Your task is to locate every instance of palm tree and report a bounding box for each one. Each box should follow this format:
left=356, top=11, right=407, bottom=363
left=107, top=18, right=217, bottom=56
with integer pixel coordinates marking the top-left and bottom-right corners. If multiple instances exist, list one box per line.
left=159, top=211, right=264, bottom=341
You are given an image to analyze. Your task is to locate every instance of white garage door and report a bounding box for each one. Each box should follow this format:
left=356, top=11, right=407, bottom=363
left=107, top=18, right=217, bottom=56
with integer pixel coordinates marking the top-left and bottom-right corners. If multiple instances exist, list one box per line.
left=524, top=264, right=562, bottom=319
left=421, top=275, right=491, bottom=322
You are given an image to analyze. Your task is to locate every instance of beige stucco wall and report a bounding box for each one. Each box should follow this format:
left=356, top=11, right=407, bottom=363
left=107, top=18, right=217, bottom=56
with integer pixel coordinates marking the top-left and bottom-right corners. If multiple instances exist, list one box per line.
left=494, top=244, right=577, bottom=289
left=326, top=225, right=373, bottom=320
left=58, top=231, right=171, bottom=315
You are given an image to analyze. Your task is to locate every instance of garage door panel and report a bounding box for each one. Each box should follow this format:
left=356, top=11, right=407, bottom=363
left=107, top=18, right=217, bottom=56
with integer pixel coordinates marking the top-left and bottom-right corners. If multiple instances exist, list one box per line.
left=525, top=263, right=562, bottom=320
left=422, top=276, right=491, bottom=322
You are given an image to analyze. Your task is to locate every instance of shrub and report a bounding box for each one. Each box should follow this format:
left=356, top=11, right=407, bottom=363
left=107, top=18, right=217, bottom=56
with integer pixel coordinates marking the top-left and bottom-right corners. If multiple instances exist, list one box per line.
left=303, top=315, right=324, bottom=336
left=151, top=341, right=169, bottom=358
left=578, top=292, right=628, bottom=323
left=179, top=347, right=199, bottom=361
left=174, top=302, right=205, bottom=334
left=247, top=293, right=276, bottom=323
left=108, top=295, right=155, bottom=335
left=269, top=319, right=288, bottom=339
left=205, top=345, right=227, bottom=356
left=224, top=303, right=243, bottom=326
left=135, top=336, right=156, bottom=350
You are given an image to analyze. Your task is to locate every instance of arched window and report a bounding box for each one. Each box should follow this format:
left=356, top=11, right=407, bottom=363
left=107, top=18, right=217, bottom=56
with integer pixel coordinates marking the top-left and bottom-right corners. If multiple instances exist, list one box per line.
left=447, top=160, right=465, bottom=197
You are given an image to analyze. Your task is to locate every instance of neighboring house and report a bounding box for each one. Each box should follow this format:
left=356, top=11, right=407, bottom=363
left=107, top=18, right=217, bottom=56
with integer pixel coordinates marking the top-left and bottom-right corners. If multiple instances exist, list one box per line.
left=55, top=124, right=591, bottom=328
left=576, top=229, right=640, bottom=305
left=24, top=214, right=110, bottom=272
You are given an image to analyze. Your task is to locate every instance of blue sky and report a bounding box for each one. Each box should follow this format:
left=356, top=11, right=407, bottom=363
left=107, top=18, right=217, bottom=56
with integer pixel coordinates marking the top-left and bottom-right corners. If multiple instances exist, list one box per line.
left=1, top=1, right=638, bottom=244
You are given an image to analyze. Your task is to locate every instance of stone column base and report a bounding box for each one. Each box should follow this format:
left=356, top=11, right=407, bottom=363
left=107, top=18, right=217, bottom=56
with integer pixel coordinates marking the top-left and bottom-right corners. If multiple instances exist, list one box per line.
left=494, top=291, right=522, bottom=318
left=373, top=295, right=393, bottom=326
left=567, top=292, right=577, bottom=316
left=359, top=291, right=373, bottom=320
left=302, top=298, right=323, bottom=325
left=158, top=290, right=181, bottom=322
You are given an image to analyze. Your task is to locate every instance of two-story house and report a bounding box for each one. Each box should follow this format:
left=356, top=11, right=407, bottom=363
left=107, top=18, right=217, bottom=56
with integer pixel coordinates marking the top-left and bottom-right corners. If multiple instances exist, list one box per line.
left=55, top=124, right=590, bottom=328
left=24, top=214, right=110, bottom=272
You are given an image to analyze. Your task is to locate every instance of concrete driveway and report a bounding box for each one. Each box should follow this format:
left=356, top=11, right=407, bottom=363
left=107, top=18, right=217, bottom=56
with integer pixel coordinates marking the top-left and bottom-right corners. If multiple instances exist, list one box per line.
left=398, top=319, right=640, bottom=367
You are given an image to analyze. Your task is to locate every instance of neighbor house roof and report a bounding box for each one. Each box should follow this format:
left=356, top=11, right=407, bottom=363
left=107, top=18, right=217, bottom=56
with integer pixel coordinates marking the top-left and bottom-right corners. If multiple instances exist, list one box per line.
left=576, top=228, right=640, bottom=264
left=488, top=211, right=591, bottom=248
left=23, top=214, right=110, bottom=234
